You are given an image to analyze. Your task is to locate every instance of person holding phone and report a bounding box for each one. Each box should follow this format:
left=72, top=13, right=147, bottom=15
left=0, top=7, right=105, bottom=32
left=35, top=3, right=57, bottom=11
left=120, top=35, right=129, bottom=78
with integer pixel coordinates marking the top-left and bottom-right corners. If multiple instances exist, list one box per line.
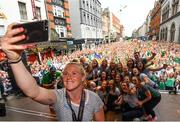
left=0, top=23, right=105, bottom=121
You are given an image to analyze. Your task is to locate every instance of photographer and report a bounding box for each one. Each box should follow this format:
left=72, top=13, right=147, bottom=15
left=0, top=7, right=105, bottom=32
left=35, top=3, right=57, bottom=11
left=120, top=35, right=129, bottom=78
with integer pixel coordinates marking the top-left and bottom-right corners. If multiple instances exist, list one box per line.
left=0, top=23, right=105, bottom=121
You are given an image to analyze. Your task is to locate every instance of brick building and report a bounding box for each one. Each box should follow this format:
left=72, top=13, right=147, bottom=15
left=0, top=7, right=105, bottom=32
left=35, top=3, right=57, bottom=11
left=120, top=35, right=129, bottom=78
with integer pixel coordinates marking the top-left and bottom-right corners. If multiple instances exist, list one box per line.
left=149, top=0, right=161, bottom=40
left=45, top=0, right=72, bottom=39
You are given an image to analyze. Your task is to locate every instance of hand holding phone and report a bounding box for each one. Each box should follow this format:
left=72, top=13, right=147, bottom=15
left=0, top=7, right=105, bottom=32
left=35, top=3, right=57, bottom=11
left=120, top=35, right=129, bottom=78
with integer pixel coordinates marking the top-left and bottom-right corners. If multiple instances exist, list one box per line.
left=12, top=20, right=49, bottom=45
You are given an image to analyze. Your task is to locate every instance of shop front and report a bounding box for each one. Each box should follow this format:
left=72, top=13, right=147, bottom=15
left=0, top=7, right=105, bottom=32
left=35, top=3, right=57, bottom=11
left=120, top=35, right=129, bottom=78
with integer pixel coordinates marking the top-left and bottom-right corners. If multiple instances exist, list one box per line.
left=26, top=38, right=77, bottom=63
left=73, top=39, right=85, bottom=51
left=26, top=41, right=68, bottom=63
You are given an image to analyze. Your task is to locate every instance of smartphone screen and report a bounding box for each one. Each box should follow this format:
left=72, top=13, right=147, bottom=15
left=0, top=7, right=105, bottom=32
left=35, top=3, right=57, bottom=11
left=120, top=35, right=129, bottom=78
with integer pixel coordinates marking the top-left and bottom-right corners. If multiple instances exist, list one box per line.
left=12, top=20, right=49, bottom=45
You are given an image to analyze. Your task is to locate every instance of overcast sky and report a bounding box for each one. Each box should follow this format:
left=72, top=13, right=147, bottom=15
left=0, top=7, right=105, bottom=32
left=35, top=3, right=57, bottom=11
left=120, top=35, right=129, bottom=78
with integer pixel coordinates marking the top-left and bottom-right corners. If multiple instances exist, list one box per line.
left=99, top=0, right=156, bottom=36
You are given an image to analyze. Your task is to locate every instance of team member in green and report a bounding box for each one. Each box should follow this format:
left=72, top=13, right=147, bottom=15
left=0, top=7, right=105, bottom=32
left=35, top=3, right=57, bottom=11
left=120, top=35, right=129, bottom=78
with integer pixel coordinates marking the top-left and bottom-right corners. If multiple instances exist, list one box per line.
left=165, top=73, right=177, bottom=94
left=41, top=66, right=62, bottom=89
left=41, top=66, right=62, bottom=113
left=165, top=73, right=176, bottom=90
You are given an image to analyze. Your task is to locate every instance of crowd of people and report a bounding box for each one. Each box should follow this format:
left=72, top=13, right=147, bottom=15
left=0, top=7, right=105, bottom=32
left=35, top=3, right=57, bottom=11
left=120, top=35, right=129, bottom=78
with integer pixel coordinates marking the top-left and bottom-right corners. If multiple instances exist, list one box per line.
left=26, top=39, right=179, bottom=121
left=0, top=70, right=12, bottom=100
left=0, top=23, right=179, bottom=121
left=29, top=39, right=180, bottom=91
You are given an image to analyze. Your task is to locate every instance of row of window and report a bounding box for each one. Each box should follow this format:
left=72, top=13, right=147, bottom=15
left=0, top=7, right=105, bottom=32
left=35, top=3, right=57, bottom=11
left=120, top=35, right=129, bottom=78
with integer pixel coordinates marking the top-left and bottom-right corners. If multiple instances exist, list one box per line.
left=55, top=25, right=67, bottom=38
left=81, top=11, right=102, bottom=28
left=160, top=27, right=168, bottom=41
left=162, top=0, right=179, bottom=22
left=52, top=0, right=64, bottom=7
left=18, top=1, right=67, bottom=38
left=172, top=0, right=179, bottom=16
left=18, top=1, right=41, bottom=20
left=52, top=5, right=65, bottom=18
left=160, top=23, right=180, bottom=43
left=81, top=26, right=102, bottom=38
left=81, top=0, right=101, bottom=17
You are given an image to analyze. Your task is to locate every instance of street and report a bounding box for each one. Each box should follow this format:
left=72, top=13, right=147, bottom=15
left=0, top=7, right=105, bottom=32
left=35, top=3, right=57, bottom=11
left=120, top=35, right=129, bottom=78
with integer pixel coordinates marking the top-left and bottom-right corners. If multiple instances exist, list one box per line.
left=0, top=92, right=180, bottom=121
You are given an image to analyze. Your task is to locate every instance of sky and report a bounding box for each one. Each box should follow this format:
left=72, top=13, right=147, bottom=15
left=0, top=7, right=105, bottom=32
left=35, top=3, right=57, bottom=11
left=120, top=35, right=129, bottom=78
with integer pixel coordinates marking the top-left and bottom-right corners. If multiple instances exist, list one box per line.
left=99, top=0, right=156, bottom=37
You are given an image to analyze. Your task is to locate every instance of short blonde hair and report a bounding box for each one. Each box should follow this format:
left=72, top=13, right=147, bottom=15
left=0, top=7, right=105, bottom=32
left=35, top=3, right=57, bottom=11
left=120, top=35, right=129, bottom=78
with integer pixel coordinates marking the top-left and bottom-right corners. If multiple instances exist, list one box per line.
left=65, top=62, right=86, bottom=76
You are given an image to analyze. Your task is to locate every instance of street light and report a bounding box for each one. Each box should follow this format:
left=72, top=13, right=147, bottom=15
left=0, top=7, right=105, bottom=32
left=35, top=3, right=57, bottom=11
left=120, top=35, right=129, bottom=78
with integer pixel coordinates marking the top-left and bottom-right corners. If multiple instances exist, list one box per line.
left=119, top=5, right=127, bottom=12
left=118, top=5, right=127, bottom=39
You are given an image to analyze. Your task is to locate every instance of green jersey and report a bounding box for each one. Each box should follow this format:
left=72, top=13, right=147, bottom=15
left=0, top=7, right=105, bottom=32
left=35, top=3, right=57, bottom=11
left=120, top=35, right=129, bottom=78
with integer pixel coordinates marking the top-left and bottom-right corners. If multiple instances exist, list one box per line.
left=159, top=82, right=165, bottom=90
left=165, top=78, right=175, bottom=87
left=41, top=71, right=61, bottom=84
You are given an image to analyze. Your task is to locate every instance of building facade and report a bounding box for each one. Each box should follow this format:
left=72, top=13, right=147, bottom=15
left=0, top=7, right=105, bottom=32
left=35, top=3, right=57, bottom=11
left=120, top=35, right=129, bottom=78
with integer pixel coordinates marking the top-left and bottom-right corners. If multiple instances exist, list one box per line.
left=102, top=7, right=110, bottom=43
left=159, top=0, right=180, bottom=43
left=149, top=0, right=161, bottom=40
left=134, top=22, right=148, bottom=40
left=45, top=0, right=72, bottom=39
left=68, top=0, right=103, bottom=49
left=0, top=0, right=48, bottom=62
left=145, top=10, right=152, bottom=39
left=101, top=8, right=123, bottom=43
left=0, top=0, right=74, bottom=61
left=0, top=0, right=47, bottom=37
left=111, top=13, right=122, bottom=42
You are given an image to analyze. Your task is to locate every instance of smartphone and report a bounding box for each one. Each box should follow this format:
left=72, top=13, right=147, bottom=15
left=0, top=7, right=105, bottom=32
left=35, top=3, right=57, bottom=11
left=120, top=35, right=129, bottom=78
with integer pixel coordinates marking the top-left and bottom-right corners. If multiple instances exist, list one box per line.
left=12, top=20, right=49, bottom=45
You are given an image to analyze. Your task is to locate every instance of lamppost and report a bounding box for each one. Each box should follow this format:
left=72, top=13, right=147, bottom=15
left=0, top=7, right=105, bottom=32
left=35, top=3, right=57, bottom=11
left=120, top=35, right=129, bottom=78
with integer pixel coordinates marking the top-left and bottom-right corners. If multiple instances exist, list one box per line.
left=119, top=5, right=127, bottom=12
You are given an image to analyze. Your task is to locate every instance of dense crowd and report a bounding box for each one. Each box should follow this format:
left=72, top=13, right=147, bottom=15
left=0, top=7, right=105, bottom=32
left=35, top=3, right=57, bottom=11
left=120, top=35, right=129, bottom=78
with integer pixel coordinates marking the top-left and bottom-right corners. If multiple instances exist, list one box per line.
left=0, top=39, right=180, bottom=120
left=29, top=40, right=180, bottom=89
left=28, top=40, right=179, bottom=121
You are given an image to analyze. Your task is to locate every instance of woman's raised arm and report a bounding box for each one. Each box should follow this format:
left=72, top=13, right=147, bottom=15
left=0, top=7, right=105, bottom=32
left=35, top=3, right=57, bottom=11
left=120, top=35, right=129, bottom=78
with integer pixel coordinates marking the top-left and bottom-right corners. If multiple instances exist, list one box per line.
left=0, top=23, right=56, bottom=105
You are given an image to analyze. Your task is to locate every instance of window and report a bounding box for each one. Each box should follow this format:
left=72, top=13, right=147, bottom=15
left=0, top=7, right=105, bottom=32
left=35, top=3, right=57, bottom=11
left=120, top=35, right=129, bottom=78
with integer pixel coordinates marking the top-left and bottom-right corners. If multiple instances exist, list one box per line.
left=94, top=17, right=96, bottom=26
left=172, top=0, right=179, bottom=16
left=83, top=12, right=86, bottom=24
left=160, top=29, right=162, bottom=40
left=162, top=28, right=165, bottom=40
left=35, top=7, right=41, bottom=20
left=162, top=4, right=169, bottom=22
left=53, top=5, right=64, bottom=18
left=55, top=26, right=66, bottom=38
left=82, top=0, right=85, bottom=8
left=165, top=27, right=168, bottom=41
left=86, top=1, right=89, bottom=11
left=18, top=1, right=27, bottom=20
left=60, top=32, right=64, bottom=37
left=90, top=5, right=92, bottom=12
left=87, top=14, right=89, bottom=25
left=161, top=29, right=164, bottom=40
left=52, top=0, right=64, bottom=6
left=90, top=15, right=93, bottom=26
left=170, top=23, right=175, bottom=42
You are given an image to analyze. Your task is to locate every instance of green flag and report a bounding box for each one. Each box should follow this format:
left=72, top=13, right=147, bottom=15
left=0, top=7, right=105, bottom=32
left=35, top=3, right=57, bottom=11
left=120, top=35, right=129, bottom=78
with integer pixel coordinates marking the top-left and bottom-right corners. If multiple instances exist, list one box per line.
left=174, top=57, right=180, bottom=64
left=147, top=51, right=151, bottom=56
left=161, top=51, right=166, bottom=57
left=47, top=60, right=51, bottom=67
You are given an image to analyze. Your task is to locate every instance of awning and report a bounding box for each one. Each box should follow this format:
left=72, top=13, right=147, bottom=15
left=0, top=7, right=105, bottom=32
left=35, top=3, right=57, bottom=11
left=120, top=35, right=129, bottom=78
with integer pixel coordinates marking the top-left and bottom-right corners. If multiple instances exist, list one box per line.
left=37, top=41, right=67, bottom=49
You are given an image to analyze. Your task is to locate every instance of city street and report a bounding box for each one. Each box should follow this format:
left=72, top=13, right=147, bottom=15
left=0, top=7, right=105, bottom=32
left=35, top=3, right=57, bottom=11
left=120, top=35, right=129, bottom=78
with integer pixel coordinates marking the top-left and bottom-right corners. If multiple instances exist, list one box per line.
left=1, top=92, right=180, bottom=121
left=0, top=0, right=179, bottom=121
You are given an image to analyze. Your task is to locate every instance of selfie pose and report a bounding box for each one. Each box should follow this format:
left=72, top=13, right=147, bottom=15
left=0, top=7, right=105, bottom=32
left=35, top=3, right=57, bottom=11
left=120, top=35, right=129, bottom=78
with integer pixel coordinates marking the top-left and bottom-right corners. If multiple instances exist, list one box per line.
left=0, top=23, right=105, bottom=121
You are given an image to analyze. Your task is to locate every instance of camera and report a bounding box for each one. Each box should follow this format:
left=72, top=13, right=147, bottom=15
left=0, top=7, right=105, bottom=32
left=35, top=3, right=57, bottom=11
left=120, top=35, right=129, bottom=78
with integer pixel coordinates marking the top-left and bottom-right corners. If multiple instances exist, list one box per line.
left=12, top=20, right=49, bottom=44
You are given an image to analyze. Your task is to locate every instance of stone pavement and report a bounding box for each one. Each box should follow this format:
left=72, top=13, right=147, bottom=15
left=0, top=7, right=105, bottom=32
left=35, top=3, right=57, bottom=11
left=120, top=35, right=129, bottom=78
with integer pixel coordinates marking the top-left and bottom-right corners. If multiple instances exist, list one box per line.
left=0, top=92, right=180, bottom=121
